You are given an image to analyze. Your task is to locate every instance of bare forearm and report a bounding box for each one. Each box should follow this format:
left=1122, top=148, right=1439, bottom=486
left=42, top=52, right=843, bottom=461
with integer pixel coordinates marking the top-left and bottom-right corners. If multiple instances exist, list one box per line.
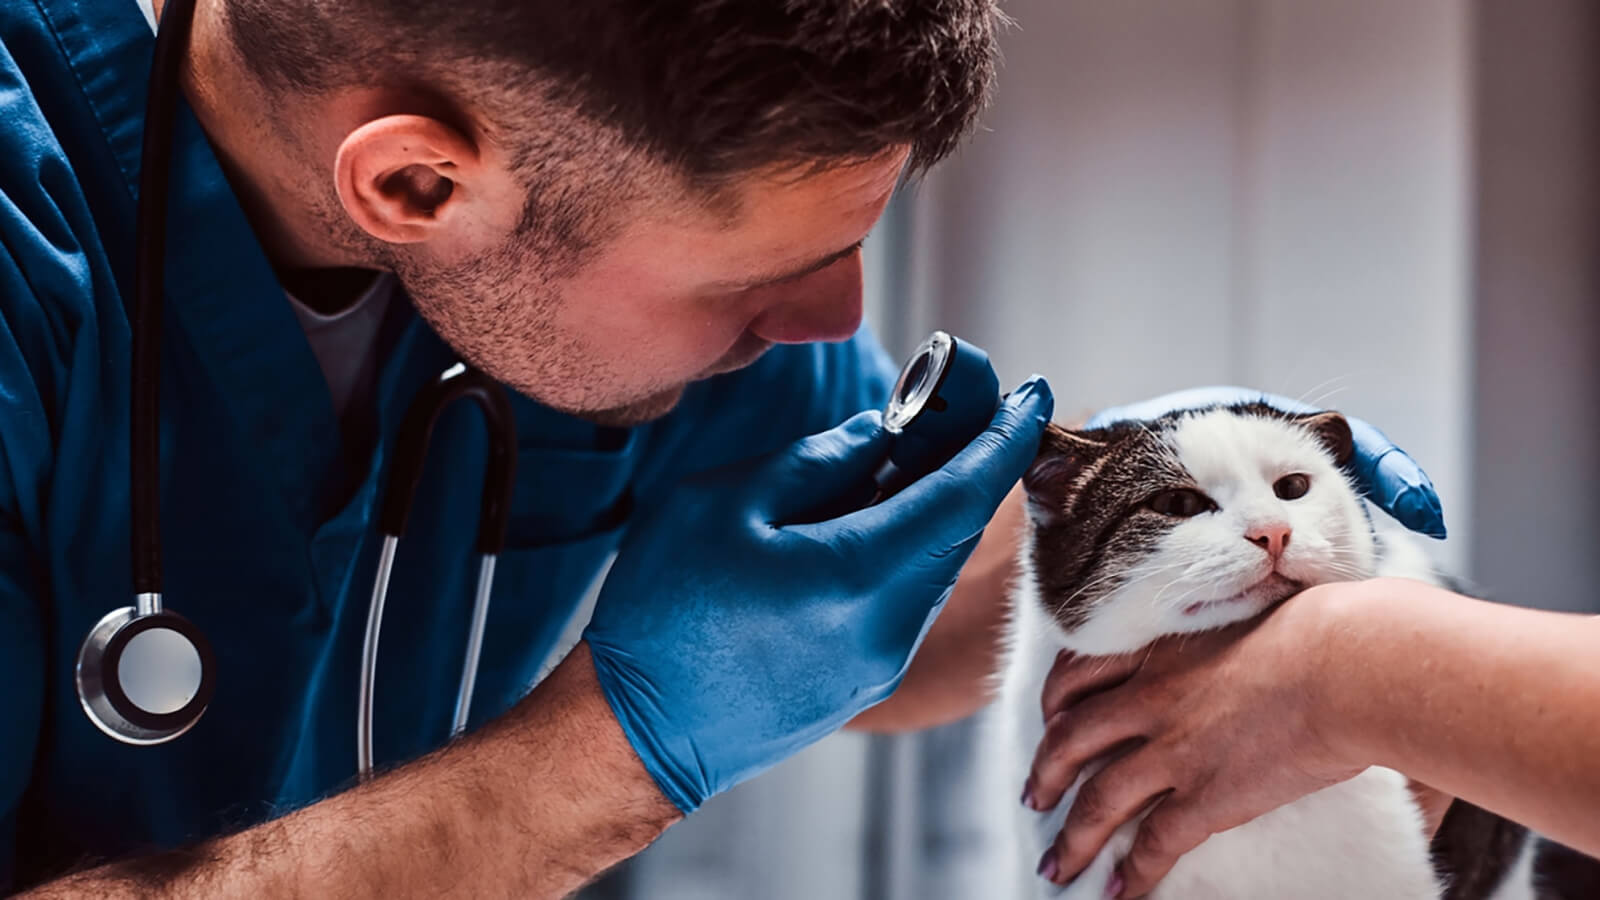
left=848, top=486, right=1023, bottom=733
left=1314, top=579, right=1600, bottom=854
left=24, top=642, right=680, bottom=898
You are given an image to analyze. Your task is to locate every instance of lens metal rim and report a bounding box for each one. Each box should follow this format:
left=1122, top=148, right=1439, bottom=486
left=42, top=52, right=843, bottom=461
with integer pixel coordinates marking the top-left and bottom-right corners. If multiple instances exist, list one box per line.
left=885, top=331, right=953, bottom=434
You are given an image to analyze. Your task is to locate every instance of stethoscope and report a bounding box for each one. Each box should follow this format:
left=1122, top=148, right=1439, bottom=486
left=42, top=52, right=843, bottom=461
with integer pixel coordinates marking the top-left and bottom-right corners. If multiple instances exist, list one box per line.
left=76, top=0, right=1005, bottom=782
left=74, top=0, right=519, bottom=782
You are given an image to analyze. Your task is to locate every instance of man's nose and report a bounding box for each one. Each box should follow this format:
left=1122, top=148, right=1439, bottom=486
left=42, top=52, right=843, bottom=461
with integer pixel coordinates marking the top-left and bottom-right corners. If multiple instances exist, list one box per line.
left=1245, top=522, right=1292, bottom=559
left=747, top=256, right=864, bottom=344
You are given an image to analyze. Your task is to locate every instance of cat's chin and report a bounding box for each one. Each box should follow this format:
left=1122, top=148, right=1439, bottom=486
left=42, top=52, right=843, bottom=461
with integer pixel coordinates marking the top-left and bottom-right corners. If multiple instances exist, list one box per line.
left=1182, top=572, right=1302, bottom=618
left=1048, top=572, right=1307, bottom=655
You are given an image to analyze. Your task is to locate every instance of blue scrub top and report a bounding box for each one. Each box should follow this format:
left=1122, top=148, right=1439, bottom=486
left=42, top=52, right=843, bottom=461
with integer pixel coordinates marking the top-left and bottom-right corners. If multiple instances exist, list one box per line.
left=0, top=0, right=896, bottom=887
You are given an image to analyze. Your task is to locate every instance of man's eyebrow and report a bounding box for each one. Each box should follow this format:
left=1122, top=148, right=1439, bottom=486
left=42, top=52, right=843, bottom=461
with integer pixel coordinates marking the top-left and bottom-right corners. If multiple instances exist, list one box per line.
left=721, top=240, right=865, bottom=291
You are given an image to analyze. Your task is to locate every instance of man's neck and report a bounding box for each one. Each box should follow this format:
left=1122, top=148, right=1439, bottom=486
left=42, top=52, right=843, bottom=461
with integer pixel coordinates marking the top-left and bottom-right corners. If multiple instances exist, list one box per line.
left=154, top=0, right=367, bottom=277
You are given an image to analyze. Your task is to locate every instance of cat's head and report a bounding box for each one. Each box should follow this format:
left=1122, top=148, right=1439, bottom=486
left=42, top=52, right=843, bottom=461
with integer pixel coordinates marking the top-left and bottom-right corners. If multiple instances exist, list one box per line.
left=1020, top=404, right=1376, bottom=655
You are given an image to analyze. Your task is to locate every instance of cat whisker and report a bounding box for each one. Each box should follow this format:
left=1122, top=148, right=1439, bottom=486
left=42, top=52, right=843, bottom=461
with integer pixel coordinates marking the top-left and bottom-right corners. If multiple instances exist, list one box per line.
left=1057, top=557, right=1187, bottom=608
left=1291, top=374, right=1354, bottom=411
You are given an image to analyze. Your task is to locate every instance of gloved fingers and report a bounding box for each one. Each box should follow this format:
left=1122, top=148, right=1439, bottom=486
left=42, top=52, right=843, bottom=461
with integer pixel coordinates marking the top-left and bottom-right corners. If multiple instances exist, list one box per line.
left=756, top=409, right=893, bottom=524
left=1345, top=416, right=1446, bottom=538
left=838, top=376, right=1053, bottom=553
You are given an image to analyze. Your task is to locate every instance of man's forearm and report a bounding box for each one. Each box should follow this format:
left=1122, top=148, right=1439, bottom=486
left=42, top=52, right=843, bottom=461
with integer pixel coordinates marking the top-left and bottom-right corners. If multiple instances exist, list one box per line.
left=1313, top=579, right=1600, bottom=855
left=23, top=642, right=681, bottom=898
left=848, top=486, right=1024, bottom=733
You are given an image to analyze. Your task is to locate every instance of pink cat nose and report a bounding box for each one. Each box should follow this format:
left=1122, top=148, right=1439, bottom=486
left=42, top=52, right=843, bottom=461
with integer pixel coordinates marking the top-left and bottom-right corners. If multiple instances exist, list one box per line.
left=1245, top=523, right=1292, bottom=559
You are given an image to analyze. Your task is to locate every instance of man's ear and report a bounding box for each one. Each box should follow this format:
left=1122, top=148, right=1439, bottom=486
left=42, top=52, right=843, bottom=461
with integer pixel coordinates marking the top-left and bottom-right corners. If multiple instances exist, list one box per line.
left=333, top=114, right=481, bottom=245
left=1292, top=411, right=1355, bottom=467
left=1022, top=423, right=1109, bottom=522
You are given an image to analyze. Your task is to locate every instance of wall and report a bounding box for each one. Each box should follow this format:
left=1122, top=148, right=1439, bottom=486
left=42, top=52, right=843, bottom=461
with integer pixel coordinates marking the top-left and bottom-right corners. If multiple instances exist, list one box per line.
left=892, top=0, right=1475, bottom=571
left=1470, top=0, right=1600, bottom=613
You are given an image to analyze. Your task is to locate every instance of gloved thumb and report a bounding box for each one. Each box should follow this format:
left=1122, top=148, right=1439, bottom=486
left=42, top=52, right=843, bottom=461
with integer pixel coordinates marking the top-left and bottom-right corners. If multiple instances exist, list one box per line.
left=755, top=410, right=893, bottom=524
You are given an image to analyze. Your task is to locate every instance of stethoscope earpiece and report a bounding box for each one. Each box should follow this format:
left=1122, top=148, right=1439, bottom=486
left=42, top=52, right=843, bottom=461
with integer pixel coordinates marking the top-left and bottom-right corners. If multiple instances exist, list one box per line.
left=76, top=599, right=215, bottom=745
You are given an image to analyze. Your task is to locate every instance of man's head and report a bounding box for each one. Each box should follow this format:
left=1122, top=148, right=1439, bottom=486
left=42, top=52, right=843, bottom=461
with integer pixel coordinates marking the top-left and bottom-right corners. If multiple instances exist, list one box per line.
left=217, top=0, right=1003, bottom=423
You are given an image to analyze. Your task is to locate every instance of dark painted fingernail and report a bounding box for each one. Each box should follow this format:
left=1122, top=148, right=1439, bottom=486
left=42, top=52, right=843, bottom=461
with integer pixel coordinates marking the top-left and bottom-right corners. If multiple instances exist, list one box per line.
left=1021, top=777, right=1036, bottom=810
left=1037, top=849, right=1060, bottom=882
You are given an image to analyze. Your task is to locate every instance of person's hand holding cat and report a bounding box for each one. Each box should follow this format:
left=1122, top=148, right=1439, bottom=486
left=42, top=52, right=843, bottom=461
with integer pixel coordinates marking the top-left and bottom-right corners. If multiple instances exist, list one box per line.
left=1024, top=589, right=1372, bottom=897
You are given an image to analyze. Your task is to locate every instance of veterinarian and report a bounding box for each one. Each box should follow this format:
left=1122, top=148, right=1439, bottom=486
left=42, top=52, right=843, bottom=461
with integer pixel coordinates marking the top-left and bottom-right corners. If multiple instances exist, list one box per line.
left=0, top=0, right=1445, bottom=896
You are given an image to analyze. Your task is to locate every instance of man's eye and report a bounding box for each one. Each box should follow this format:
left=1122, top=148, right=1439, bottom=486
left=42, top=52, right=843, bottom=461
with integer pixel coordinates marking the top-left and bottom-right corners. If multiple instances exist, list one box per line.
left=1274, top=474, right=1311, bottom=500
left=1147, top=488, right=1214, bottom=518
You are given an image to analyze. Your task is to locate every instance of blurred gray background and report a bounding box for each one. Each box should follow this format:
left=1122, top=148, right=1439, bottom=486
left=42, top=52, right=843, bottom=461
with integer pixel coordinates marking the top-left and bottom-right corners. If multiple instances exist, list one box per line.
left=582, top=1, right=1599, bottom=897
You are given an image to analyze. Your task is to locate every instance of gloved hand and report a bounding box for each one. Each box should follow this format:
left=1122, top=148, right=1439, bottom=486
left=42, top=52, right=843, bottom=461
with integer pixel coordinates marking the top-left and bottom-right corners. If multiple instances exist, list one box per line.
left=1086, top=386, right=1445, bottom=538
left=584, top=377, right=1054, bottom=813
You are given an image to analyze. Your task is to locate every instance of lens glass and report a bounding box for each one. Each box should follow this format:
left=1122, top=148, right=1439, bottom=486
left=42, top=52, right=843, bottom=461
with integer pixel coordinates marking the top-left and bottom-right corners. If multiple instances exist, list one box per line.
left=899, top=354, right=930, bottom=403
left=884, top=331, right=953, bottom=433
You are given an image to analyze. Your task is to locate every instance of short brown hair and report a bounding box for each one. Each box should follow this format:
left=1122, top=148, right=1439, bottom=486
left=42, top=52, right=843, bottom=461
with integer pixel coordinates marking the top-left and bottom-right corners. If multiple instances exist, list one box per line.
left=227, top=0, right=1001, bottom=178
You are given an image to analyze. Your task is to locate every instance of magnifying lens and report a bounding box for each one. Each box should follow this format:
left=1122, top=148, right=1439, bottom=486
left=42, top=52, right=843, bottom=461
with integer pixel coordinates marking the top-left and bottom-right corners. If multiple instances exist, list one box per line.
left=874, top=330, right=1001, bottom=498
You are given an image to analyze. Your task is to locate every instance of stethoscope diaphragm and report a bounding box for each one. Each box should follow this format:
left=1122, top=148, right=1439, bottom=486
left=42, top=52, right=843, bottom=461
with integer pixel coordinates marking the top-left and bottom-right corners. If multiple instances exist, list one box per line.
left=76, top=598, right=215, bottom=745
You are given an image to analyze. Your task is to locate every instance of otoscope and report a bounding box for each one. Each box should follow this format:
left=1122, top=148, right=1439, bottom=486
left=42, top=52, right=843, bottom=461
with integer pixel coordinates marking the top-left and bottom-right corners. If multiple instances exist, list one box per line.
left=874, top=330, right=1002, bottom=498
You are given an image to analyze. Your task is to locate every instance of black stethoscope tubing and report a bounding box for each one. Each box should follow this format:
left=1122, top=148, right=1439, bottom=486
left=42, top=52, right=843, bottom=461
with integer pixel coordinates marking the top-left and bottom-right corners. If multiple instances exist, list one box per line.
left=129, top=0, right=193, bottom=597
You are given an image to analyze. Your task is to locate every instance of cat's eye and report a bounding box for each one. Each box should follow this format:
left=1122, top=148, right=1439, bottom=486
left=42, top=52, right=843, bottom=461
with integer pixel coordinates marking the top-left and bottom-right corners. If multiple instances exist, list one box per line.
left=1274, top=474, right=1311, bottom=501
left=1147, top=488, right=1214, bottom=518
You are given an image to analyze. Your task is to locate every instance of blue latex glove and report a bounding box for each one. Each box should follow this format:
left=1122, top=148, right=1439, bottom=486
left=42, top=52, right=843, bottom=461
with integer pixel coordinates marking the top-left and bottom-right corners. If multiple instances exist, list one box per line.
left=1086, top=386, right=1445, bottom=538
left=584, top=377, right=1054, bottom=813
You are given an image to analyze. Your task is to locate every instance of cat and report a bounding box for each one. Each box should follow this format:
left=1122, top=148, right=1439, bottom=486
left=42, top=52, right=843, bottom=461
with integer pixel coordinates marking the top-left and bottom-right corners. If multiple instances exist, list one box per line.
left=995, top=403, right=1548, bottom=900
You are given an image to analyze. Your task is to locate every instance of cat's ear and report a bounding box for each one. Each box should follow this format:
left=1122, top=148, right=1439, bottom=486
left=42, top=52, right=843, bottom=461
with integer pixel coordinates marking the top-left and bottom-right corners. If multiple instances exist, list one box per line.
left=1294, top=411, right=1354, bottom=467
left=1023, top=423, right=1110, bottom=513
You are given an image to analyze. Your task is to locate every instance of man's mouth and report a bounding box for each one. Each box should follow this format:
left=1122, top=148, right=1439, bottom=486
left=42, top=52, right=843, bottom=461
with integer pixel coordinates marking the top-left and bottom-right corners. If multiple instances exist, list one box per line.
left=1183, top=572, right=1303, bottom=616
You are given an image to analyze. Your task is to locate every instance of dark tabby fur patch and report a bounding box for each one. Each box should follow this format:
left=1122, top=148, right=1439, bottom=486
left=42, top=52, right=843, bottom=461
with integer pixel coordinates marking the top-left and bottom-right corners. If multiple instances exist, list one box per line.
left=1023, top=420, right=1187, bottom=631
left=1431, top=799, right=1530, bottom=899
left=1430, top=799, right=1600, bottom=900
left=1535, top=839, right=1600, bottom=899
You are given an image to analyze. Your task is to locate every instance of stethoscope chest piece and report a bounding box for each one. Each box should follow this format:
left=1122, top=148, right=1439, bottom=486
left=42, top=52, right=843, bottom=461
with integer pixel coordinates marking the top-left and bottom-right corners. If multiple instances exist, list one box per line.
left=76, top=598, right=215, bottom=745
left=78, top=0, right=216, bottom=747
